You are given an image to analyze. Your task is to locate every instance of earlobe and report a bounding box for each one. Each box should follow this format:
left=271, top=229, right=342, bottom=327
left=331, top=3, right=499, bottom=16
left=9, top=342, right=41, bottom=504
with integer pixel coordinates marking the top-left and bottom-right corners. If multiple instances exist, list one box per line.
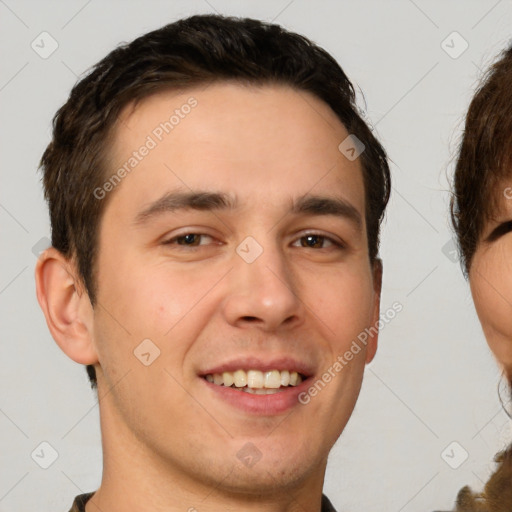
left=35, top=248, right=98, bottom=365
left=365, top=258, right=383, bottom=364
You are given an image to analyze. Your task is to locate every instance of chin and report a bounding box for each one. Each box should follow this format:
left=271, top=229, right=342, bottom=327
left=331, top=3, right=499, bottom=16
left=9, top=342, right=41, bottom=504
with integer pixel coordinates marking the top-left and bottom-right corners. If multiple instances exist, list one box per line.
left=219, top=462, right=314, bottom=496
left=191, top=443, right=321, bottom=497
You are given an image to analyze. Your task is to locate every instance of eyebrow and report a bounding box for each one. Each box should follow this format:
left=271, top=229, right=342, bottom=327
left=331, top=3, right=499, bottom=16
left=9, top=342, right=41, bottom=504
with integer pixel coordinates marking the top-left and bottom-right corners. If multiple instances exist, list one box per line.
left=293, top=195, right=362, bottom=229
left=485, top=220, right=512, bottom=242
left=133, top=190, right=362, bottom=229
left=133, top=191, right=237, bottom=225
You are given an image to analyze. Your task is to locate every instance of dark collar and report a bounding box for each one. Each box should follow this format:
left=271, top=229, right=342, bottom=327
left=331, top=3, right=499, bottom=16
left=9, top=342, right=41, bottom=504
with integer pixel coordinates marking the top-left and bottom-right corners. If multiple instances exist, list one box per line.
left=69, top=492, right=337, bottom=511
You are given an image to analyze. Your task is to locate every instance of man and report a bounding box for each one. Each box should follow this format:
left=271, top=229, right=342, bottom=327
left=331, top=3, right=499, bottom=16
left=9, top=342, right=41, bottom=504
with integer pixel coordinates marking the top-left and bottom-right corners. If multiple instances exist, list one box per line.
left=35, top=14, right=390, bottom=512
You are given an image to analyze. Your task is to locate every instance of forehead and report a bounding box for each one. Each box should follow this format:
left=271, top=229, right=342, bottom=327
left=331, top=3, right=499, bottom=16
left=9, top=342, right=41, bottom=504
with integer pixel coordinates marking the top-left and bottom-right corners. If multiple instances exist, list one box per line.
left=105, top=82, right=365, bottom=218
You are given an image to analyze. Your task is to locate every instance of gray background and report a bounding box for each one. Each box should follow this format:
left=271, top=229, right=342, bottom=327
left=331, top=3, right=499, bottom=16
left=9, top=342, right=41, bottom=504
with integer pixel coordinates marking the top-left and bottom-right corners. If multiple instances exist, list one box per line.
left=1, top=0, right=512, bottom=510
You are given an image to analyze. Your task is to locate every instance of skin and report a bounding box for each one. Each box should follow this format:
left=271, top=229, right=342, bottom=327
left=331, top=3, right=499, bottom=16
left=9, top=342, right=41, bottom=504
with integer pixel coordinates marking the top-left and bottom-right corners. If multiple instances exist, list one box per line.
left=470, top=185, right=512, bottom=378
left=35, top=83, right=382, bottom=512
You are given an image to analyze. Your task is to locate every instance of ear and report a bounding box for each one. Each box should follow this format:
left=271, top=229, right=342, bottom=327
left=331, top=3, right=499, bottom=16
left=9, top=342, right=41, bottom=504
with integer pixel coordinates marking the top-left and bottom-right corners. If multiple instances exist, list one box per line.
left=35, top=247, right=98, bottom=365
left=365, top=258, right=382, bottom=364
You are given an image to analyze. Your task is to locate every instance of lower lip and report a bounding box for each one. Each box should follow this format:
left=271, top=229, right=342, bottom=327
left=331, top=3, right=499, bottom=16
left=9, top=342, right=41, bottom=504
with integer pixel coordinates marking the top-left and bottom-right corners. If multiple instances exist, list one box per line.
left=200, top=377, right=312, bottom=415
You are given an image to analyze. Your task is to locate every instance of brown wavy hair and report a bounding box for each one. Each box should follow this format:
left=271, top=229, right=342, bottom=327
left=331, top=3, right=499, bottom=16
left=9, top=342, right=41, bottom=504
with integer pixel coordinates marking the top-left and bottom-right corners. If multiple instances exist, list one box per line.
left=451, top=44, right=512, bottom=274
left=39, top=14, right=391, bottom=389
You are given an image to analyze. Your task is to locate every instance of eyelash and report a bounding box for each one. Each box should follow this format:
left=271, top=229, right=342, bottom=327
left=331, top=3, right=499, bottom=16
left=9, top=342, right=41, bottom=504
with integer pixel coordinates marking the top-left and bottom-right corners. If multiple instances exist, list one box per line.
left=162, top=232, right=345, bottom=250
left=487, top=220, right=512, bottom=242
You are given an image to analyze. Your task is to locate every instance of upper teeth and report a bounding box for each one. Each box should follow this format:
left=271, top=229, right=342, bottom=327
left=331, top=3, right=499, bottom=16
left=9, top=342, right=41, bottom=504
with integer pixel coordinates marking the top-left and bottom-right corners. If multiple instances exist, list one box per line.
left=205, top=369, right=303, bottom=388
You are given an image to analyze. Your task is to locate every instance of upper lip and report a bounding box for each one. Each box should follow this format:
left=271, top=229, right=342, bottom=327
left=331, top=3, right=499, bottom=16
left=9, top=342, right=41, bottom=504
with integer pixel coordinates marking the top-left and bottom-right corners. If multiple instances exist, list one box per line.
left=199, top=355, right=315, bottom=378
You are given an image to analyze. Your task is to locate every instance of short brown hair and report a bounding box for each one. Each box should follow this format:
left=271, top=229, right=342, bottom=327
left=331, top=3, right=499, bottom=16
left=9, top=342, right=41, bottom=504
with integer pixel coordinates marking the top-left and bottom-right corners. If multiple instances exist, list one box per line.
left=451, top=44, right=512, bottom=274
left=39, top=14, right=391, bottom=389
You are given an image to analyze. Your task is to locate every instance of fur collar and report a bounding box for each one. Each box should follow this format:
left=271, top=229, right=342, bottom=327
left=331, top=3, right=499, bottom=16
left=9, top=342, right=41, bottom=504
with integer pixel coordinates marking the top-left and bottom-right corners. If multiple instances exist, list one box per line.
left=455, top=443, right=512, bottom=511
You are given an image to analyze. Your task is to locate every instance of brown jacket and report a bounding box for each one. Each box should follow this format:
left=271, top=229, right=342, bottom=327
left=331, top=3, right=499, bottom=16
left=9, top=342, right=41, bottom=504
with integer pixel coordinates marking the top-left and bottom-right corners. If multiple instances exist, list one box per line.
left=454, top=443, right=512, bottom=511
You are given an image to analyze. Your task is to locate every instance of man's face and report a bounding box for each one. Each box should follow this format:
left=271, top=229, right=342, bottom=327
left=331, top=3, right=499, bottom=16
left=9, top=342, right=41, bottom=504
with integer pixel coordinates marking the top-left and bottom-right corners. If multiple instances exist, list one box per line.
left=91, top=83, right=381, bottom=493
left=470, top=183, right=512, bottom=378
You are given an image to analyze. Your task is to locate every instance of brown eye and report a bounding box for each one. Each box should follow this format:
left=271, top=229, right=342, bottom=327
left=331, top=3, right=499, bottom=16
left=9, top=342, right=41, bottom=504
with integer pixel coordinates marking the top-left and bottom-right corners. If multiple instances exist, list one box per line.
left=301, top=235, right=329, bottom=248
left=293, top=233, right=343, bottom=249
left=177, top=234, right=201, bottom=246
left=163, top=233, right=214, bottom=247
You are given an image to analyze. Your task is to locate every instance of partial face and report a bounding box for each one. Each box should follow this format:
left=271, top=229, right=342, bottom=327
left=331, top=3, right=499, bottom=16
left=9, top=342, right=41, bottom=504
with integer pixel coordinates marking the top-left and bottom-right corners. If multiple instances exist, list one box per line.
left=92, top=83, right=380, bottom=493
left=470, top=183, right=512, bottom=377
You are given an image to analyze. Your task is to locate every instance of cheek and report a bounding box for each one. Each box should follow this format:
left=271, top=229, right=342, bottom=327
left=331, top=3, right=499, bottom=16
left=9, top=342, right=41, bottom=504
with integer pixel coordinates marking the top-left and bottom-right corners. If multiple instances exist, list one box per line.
left=307, top=266, right=375, bottom=347
left=97, top=254, right=213, bottom=336
left=92, top=258, right=216, bottom=387
left=471, top=251, right=512, bottom=369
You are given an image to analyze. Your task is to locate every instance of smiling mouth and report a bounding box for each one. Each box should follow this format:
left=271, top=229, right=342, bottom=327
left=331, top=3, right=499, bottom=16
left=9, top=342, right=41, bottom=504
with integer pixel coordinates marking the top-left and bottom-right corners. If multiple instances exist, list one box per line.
left=202, top=369, right=306, bottom=394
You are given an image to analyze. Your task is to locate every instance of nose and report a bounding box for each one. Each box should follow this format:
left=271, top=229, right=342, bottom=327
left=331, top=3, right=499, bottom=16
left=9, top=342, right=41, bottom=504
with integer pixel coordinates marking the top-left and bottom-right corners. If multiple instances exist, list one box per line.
left=221, top=241, right=305, bottom=332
